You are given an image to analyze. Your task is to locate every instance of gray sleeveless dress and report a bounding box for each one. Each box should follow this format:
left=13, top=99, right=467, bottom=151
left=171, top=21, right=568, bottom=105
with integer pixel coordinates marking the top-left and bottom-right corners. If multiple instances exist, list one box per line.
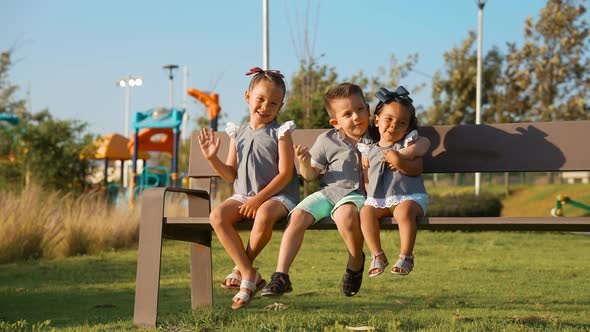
left=226, top=120, right=300, bottom=210
left=359, top=130, right=428, bottom=212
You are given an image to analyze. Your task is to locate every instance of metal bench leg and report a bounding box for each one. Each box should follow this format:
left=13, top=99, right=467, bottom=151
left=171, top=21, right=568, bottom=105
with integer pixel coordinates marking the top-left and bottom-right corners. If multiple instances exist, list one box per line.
left=190, top=241, right=213, bottom=308
left=187, top=190, right=213, bottom=308
left=133, top=188, right=166, bottom=328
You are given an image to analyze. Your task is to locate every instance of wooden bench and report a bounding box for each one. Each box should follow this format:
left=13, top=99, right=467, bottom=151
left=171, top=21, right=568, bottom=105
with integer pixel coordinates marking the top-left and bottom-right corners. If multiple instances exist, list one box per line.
left=133, top=120, right=590, bottom=328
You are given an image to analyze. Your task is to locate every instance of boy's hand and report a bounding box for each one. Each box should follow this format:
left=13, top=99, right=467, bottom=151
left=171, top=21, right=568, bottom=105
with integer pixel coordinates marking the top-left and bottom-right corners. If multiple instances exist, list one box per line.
left=198, top=128, right=221, bottom=160
left=239, top=197, right=263, bottom=219
left=382, top=150, right=400, bottom=170
left=294, top=144, right=311, bottom=166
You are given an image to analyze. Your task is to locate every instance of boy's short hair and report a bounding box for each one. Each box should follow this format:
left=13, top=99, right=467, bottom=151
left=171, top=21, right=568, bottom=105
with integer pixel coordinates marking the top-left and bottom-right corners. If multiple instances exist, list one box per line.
left=324, top=83, right=366, bottom=118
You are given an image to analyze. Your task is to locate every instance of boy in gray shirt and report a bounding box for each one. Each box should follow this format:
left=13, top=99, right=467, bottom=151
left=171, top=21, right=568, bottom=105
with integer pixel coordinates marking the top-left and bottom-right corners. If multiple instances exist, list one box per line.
left=262, top=83, right=370, bottom=297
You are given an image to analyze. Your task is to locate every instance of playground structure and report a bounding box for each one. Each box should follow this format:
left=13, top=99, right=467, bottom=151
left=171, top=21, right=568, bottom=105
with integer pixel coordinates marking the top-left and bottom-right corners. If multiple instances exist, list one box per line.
left=0, top=114, right=20, bottom=126
left=88, top=83, right=221, bottom=206
left=129, top=107, right=184, bottom=205
left=187, top=88, right=221, bottom=130
left=83, top=133, right=151, bottom=203
left=551, top=194, right=590, bottom=217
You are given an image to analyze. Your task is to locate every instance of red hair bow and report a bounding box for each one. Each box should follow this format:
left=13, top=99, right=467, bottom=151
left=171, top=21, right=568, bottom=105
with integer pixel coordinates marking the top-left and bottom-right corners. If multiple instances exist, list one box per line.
left=245, top=67, right=284, bottom=78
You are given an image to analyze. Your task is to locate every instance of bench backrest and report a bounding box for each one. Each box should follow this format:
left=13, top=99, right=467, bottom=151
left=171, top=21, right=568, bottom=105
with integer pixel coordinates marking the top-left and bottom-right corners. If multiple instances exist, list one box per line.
left=189, top=121, right=590, bottom=179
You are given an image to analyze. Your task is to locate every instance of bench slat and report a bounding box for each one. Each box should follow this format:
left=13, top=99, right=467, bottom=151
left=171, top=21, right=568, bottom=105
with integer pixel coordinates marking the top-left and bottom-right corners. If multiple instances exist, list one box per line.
left=164, top=216, right=590, bottom=232
left=189, top=121, right=590, bottom=177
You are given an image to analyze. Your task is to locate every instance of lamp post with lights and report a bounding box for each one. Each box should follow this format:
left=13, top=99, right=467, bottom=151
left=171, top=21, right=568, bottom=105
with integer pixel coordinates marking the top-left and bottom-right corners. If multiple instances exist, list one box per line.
left=162, top=65, right=178, bottom=107
left=115, top=76, right=143, bottom=137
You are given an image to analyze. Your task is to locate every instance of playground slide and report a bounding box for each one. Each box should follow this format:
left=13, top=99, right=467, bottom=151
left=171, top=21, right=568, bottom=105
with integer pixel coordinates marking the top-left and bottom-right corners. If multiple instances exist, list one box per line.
left=127, top=127, right=176, bottom=154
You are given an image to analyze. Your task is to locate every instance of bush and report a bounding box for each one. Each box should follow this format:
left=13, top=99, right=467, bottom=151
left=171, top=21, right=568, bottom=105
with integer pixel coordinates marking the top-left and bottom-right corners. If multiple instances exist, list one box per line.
left=428, top=193, right=503, bottom=217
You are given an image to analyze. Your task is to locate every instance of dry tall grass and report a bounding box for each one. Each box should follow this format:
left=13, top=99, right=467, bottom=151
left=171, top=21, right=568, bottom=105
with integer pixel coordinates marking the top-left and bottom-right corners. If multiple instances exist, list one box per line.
left=0, top=186, right=140, bottom=264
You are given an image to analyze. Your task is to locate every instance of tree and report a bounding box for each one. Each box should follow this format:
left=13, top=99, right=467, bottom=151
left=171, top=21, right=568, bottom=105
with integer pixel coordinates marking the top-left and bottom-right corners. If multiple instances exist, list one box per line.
left=0, top=49, right=26, bottom=116
left=421, top=31, right=503, bottom=125
left=350, top=53, right=426, bottom=106
left=279, top=61, right=338, bottom=129
left=506, top=0, right=589, bottom=122
left=1, top=49, right=94, bottom=192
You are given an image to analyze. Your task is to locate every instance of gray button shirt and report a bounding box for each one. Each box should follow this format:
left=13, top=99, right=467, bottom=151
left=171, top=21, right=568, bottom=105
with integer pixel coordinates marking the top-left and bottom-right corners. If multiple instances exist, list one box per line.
left=309, top=129, right=368, bottom=205
left=228, top=120, right=300, bottom=206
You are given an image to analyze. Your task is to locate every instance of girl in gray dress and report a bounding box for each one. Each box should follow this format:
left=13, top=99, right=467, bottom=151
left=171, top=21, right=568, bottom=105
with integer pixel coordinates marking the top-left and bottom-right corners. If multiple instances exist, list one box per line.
left=198, top=67, right=299, bottom=309
left=359, top=87, right=430, bottom=278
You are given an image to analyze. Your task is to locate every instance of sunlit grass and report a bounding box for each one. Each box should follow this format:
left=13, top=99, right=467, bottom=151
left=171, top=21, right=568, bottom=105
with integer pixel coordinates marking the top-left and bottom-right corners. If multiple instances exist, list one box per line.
left=0, top=231, right=589, bottom=331
left=1, top=182, right=589, bottom=330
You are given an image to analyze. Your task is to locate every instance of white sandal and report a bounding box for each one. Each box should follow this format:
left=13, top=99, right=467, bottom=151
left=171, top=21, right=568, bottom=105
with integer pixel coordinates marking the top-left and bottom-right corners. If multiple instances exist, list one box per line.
left=391, top=254, right=414, bottom=276
left=368, top=250, right=389, bottom=277
left=220, top=265, right=241, bottom=289
left=231, top=271, right=266, bottom=309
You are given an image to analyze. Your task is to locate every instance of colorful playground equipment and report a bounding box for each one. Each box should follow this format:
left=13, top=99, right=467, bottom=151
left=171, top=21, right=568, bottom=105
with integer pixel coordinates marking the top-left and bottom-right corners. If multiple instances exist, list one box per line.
left=551, top=194, right=590, bottom=217
left=87, top=133, right=151, bottom=185
left=129, top=107, right=184, bottom=204
left=187, top=88, right=221, bottom=130
left=83, top=133, right=151, bottom=204
left=0, top=114, right=20, bottom=126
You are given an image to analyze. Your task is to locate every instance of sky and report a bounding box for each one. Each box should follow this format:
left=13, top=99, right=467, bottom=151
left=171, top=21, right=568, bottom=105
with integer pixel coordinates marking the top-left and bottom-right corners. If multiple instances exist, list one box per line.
left=1, top=0, right=552, bottom=138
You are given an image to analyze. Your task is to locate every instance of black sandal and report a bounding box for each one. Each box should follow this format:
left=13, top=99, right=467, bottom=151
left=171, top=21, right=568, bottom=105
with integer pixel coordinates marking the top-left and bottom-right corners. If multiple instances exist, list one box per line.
left=260, top=272, right=293, bottom=296
left=340, top=253, right=365, bottom=297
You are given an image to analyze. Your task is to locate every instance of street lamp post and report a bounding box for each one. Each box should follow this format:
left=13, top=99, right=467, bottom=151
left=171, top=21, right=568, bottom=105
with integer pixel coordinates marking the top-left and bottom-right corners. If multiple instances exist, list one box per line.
left=262, top=0, right=269, bottom=70
left=115, top=76, right=143, bottom=137
left=162, top=64, right=179, bottom=107
left=475, top=0, right=486, bottom=196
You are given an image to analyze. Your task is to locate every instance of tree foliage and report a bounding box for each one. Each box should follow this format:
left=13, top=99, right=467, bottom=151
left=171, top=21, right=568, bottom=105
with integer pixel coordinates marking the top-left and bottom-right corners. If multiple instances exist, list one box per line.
left=350, top=53, right=426, bottom=106
left=278, top=59, right=338, bottom=129
left=423, top=0, right=589, bottom=125
left=421, top=31, right=503, bottom=125
left=497, top=0, right=589, bottom=122
left=0, top=49, right=94, bottom=192
left=0, top=50, right=26, bottom=116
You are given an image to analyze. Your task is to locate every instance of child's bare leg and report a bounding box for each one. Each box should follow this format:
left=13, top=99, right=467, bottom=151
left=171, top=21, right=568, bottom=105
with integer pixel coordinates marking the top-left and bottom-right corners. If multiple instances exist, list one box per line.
left=209, top=199, right=252, bottom=288
left=360, top=206, right=391, bottom=274
left=276, top=208, right=315, bottom=273
left=332, top=203, right=364, bottom=271
left=392, top=200, right=423, bottom=273
left=246, top=200, right=288, bottom=263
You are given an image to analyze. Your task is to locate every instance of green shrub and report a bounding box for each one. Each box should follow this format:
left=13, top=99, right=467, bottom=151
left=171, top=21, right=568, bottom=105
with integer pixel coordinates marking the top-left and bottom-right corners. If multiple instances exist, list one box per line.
left=428, top=193, right=503, bottom=217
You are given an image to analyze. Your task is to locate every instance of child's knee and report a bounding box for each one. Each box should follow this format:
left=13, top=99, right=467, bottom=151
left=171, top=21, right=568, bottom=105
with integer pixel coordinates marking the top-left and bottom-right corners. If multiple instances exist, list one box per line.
left=288, top=209, right=315, bottom=230
left=209, top=206, right=234, bottom=228
left=253, top=210, right=281, bottom=230
left=333, top=203, right=360, bottom=221
left=393, top=201, right=420, bottom=223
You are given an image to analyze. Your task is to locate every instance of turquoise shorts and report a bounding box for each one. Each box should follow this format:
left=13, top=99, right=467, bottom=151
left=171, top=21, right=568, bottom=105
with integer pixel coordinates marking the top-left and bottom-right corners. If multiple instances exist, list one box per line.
left=291, top=191, right=365, bottom=224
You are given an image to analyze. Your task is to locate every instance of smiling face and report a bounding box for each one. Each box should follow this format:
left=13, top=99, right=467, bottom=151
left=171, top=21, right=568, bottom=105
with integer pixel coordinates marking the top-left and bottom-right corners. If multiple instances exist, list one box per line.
left=374, top=102, right=411, bottom=145
left=245, top=80, right=284, bottom=129
left=327, top=93, right=370, bottom=142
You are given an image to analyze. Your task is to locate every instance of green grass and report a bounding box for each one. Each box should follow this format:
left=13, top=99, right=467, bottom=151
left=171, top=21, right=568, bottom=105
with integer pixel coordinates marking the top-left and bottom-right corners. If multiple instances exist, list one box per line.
left=1, top=230, right=589, bottom=331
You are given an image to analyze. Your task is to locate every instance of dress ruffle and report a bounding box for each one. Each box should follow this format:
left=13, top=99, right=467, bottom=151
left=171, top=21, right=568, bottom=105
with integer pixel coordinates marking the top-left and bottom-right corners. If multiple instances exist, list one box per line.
left=365, top=193, right=428, bottom=209
left=357, top=142, right=371, bottom=157
left=403, top=130, right=419, bottom=147
left=225, top=122, right=239, bottom=140
left=278, top=120, right=296, bottom=138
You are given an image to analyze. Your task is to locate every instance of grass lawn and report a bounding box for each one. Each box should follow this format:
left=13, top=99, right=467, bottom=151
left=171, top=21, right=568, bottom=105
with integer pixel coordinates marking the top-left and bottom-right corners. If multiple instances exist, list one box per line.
left=1, top=230, right=589, bottom=331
